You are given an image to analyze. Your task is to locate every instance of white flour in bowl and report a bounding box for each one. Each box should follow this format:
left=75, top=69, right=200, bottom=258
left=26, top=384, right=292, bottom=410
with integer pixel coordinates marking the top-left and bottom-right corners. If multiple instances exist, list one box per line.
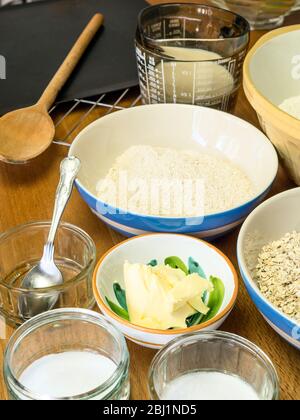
left=279, top=95, right=300, bottom=120
left=96, top=145, right=255, bottom=217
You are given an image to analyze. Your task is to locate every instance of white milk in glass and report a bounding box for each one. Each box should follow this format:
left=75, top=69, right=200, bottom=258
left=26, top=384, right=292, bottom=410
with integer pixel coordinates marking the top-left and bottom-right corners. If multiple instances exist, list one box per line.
left=161, top=371, right=259, bottom=401
left=156, top=47, right=235, bottom=109
left=19, top=351, right=117, bottom=399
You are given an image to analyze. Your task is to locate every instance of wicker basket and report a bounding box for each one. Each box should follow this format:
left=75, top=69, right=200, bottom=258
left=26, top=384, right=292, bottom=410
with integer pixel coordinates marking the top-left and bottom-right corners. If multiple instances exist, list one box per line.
left=243, top=25, right=300, bottom=185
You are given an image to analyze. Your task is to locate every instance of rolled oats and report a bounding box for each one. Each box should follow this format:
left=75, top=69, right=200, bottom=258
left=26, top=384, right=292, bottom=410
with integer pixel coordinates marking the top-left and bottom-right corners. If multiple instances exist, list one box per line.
left=255, top=232, right=300, bottom=324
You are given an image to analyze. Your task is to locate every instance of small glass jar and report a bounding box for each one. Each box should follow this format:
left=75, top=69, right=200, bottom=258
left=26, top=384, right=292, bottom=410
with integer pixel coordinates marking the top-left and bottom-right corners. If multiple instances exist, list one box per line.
left=149, top=331, right=279, bottom=400
left=4, top=309, right=130, bottom=400
left=0, top=221, right=96, bottom=325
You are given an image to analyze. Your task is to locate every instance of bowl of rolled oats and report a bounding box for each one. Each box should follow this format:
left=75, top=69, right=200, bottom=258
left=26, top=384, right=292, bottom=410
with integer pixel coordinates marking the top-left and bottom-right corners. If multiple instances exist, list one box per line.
left=237, top=188, right=300, bottom=350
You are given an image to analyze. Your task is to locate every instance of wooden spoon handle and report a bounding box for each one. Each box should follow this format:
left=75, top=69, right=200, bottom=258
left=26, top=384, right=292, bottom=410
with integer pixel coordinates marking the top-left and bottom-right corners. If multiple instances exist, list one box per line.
left=38, top=13, right=104, bottom=110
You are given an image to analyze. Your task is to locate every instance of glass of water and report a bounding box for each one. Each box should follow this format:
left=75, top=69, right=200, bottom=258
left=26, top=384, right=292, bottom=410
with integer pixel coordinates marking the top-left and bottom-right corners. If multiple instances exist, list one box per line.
left=211, top=0, right=300, bottom=30
left=135, top=4, right=250, bottom=113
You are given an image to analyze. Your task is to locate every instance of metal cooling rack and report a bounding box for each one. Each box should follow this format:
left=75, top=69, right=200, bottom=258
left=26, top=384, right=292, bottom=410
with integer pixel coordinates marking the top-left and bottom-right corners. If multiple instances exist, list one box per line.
left=1, top=1, right=35, bottom=6
left=50, top=88, right=142, bottom=148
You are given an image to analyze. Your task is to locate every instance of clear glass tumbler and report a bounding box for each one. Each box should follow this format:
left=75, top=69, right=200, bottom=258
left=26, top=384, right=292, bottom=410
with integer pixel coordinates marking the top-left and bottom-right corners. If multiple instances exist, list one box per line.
left=0, top=221, right=96, bottom=326
left=149, top=331, right=280, bottom=400
left=136, top=4, right=250, bottom=112
left=211, top=0, right=300, bottom=30
left=4, top=309, right=130, bottom=400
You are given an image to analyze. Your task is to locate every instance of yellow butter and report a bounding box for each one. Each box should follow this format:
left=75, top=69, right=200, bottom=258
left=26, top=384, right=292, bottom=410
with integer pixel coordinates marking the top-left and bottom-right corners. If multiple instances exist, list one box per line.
left=124, top=261, right=212, bottom=330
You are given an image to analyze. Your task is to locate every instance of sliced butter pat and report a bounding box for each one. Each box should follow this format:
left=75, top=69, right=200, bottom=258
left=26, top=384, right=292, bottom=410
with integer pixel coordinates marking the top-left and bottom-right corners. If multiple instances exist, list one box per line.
left=188, top=295, right=210, bottom=315
left=124, top=261, right=212, bottom=330
left=137, top=303, right=196, bottom=330
left=170, top=273, right=212, bottom=312
left=188, top=276, right=213, bottom=315
left=152, top=264, right=187, bottom=288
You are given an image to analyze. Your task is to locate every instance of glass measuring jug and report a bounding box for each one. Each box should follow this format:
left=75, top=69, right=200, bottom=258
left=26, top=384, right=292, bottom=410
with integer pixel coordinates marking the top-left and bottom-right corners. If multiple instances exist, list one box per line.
left=135, top=4, right=250, bottom=112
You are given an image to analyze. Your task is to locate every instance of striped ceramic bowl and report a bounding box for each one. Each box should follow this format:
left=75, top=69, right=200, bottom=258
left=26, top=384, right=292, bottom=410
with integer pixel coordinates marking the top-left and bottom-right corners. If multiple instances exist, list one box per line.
left=237, top=188, right=300, bottom=350
left=69, top=104, right=278, bottom=239
left=93, top=234, right=238, bottom=349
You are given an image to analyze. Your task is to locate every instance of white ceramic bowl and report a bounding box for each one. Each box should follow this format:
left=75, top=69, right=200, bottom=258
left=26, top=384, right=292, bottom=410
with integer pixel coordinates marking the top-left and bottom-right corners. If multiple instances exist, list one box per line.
left=93, top=234, right=238, bottom=349
left=237, top=188, right=300, bottom=350
left=69, top=104, right=278, bottom=239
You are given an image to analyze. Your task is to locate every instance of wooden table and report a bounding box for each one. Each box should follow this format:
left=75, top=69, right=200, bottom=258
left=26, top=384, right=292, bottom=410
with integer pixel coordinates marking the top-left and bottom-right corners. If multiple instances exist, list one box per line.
left=0, top=0, right=299, bottom=401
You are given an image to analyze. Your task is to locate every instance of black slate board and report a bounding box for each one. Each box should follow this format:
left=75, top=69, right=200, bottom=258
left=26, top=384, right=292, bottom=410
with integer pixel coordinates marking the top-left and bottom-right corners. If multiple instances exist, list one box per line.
left=0, top=0, right=147, bottom=115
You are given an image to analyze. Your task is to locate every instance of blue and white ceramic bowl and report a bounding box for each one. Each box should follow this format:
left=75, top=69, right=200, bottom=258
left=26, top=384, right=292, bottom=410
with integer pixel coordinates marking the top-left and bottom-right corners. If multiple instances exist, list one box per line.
left=237, top=188, right=300, bottom=350
left=69, top=104, right=278, bottom=239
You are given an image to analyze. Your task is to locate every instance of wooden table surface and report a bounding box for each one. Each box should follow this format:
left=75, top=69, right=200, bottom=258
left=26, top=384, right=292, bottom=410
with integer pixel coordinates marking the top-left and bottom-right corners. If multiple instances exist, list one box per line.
left=0, top=0, right=299, bottom=401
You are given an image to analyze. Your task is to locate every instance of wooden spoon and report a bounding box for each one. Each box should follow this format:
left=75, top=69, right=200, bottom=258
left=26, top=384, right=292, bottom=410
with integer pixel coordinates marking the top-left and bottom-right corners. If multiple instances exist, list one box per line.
left=0, top=13, right=104, bottom=164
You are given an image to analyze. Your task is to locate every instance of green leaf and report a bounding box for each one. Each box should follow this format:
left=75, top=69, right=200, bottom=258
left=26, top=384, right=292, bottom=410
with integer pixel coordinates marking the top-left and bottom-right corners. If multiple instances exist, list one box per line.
left=148, top=259, right=158, bottom=267
left=105, top=297, right=130, bottom=321
left=186, top=312, right=204, bottom=327
left=201, top=276, right=225, bottom=323
left=165, top=256, right=188, bottom=275
left=188, top=257, right=206, bottom=278
left=113, top=283, right=128, bottom=312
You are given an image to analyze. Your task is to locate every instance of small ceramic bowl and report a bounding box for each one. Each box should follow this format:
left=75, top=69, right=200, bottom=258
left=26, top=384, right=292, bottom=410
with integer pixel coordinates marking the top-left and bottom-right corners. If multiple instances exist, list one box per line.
left=93, top=234, right=238, bottom=349
left=244, top=25, right=300, bottom=185
left=237, top=188, right=300, bottom=350
left=69, top=104, right=278, bottom=239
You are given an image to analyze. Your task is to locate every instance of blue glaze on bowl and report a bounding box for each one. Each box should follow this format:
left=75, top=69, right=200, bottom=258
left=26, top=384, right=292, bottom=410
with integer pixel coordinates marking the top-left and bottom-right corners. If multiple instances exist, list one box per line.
left=238, top=262, right=300, bottom=350
left=76, top=179, right=273, bottom=238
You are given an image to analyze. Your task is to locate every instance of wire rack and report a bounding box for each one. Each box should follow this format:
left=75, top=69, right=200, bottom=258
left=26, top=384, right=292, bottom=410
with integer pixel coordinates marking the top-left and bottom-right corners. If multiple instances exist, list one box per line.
left=50, top=88, right=142, bottom=148
left=1, top=1, right=37, bottom=6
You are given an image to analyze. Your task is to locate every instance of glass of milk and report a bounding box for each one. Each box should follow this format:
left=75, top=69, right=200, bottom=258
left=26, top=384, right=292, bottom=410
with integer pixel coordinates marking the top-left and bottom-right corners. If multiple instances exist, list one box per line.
left=4, top=309, right=130, bottom=400
left=148, top=331, right=279, bottom=400
left=135, top=4, right=250, bottom=113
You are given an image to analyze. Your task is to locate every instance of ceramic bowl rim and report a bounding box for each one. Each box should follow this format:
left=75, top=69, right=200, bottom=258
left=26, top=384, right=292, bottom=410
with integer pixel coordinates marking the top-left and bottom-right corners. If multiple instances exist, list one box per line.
left=93, top=233, right=239, bottom=336
left=69, top=104, right=278, bottom=221
left=237, top=187, right=300, bottom=329
left=243, top=25, right=300, bottom=135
